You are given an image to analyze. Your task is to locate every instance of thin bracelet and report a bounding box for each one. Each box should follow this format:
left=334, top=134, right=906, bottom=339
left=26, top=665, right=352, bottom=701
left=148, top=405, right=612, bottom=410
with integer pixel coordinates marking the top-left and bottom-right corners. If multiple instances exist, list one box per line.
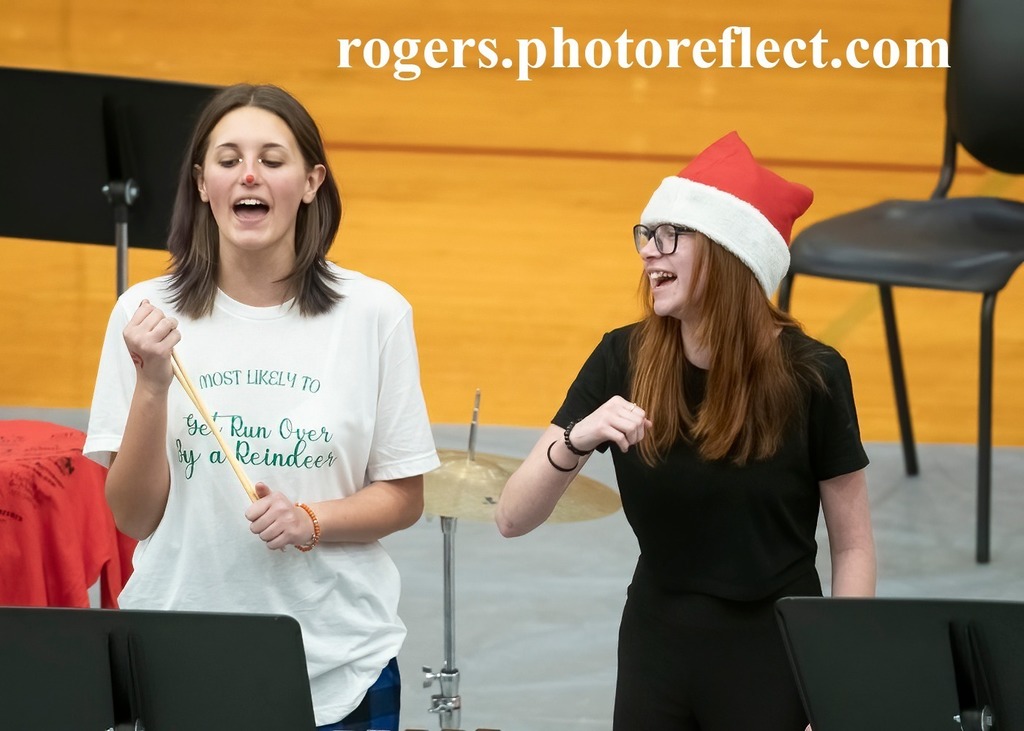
left=563, top=420, right=593, bottom=457
left=546, top=440, right=578, bottom=473
left=295, top=502, right=321, bottom=552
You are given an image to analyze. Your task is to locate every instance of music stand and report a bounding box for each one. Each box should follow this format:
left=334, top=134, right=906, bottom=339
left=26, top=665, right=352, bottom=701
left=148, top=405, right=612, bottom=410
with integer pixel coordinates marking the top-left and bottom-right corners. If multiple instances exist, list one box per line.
left=775, top=597, right=1024, bottom=731
left=0, top=607, right=316, bottom=731
left=0, top=66, right=219, bottom=296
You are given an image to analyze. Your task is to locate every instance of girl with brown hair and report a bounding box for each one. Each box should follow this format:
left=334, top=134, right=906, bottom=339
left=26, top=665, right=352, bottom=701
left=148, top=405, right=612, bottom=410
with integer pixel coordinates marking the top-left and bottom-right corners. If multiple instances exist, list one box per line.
left=85, top=84, right=438, bottom=731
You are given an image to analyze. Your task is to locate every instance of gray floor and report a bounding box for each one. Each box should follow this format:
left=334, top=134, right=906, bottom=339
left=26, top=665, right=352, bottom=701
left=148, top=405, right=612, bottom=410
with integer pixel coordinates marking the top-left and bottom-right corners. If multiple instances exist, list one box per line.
left=7, top=409, right=1024, bottom=730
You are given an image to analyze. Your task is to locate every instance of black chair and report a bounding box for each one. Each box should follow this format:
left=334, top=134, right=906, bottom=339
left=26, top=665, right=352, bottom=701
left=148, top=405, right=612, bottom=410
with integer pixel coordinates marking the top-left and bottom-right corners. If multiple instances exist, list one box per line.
left=778, top=0, right=1024, bottom=564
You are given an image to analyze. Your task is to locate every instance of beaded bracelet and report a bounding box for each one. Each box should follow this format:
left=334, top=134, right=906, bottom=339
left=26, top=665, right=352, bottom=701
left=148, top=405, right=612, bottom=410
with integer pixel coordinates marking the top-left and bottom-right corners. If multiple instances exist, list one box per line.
left=546, top=441, right=578, bottom=473
left=563, top=420, right=593, bottom=457
left=295, top=502, right=321, bottom=552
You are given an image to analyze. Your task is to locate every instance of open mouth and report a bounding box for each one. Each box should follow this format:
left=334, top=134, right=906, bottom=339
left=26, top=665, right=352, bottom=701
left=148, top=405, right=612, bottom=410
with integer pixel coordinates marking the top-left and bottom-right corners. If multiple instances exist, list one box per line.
left=233, top=199, right=270, bottom=220
left=649, top=271, right=677, bottom=289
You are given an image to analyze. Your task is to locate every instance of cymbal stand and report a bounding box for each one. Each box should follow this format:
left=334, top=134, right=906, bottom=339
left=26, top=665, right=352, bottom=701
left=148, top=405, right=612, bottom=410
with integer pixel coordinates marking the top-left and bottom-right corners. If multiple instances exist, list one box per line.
left=423, top=389, right=480, bottom=729
left=422, top=514, right=460, bottom=729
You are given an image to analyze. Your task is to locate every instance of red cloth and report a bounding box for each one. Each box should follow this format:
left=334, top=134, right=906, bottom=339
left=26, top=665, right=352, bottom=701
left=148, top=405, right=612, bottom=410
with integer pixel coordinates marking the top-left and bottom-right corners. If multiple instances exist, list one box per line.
left=0, top=420, right=136, bottom=608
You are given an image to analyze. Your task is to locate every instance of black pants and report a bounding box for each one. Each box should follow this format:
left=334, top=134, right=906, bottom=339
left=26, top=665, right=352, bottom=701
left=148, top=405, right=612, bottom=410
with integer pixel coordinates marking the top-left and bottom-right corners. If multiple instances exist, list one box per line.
left=613, top=567, right=821, bottom=731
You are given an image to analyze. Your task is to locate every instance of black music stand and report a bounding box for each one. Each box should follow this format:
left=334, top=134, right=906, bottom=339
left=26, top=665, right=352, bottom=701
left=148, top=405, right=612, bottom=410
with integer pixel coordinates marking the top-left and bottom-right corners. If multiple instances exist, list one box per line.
left=775, top=597, right=1024, bottom=731
left=0, top=607, right=316, bottom=731
left=0, top=67, right=219, bottom=296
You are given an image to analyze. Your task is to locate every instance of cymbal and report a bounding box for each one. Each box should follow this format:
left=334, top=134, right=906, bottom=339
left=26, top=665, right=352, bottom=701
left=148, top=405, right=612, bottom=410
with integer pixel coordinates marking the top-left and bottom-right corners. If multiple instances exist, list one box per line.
left=423, top=449, right=621, bottom=523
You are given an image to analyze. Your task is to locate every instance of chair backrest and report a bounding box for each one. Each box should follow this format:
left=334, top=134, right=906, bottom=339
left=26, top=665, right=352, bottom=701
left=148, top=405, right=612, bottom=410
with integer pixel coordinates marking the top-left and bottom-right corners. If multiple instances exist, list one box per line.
left=946, top=0, right=1024, bottom=174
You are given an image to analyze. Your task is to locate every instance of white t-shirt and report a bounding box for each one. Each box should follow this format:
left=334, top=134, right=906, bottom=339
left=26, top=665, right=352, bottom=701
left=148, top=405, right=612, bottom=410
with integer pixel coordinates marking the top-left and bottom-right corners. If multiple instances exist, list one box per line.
left=85, top=264, right=439, bottom=725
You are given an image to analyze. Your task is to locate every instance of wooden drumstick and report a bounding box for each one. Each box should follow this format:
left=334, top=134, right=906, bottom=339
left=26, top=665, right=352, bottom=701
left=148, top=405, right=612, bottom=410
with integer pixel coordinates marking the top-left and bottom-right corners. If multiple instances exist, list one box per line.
left=170, top=349, right=258, bottom=503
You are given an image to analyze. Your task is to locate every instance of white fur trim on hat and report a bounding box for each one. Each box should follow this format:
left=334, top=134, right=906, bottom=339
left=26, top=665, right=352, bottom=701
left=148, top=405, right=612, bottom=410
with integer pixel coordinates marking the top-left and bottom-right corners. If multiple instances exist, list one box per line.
left=640, top=176, right=790, bottom=296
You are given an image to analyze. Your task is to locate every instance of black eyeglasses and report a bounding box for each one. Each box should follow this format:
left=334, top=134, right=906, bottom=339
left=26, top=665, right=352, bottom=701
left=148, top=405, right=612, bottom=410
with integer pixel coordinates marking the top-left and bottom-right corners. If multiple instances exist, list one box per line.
left=633, top=223, right=698, bottom=254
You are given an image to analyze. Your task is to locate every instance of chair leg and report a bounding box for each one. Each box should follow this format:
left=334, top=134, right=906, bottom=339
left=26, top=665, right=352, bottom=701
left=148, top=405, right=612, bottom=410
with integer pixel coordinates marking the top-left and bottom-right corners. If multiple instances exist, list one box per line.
left=976, top=292, right=996, bottom=564
left=878, top=285, right=919, bottom=476
left=777, top=272, right=794, bottom=312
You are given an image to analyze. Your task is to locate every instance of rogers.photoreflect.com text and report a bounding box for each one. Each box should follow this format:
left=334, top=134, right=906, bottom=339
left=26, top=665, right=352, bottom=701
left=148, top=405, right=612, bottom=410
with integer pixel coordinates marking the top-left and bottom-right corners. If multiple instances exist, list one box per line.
left=336, top=26, right=950, bottom=82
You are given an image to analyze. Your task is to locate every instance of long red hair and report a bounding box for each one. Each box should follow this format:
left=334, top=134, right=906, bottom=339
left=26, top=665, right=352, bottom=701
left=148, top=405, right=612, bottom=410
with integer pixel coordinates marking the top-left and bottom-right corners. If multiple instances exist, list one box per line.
left=629, top=233, right=823, bottom=466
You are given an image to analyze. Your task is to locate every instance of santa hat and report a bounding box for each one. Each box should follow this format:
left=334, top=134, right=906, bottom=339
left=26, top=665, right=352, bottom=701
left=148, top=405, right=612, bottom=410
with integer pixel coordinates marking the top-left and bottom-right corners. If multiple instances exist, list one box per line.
left=640, top=131, right=813, bottom=296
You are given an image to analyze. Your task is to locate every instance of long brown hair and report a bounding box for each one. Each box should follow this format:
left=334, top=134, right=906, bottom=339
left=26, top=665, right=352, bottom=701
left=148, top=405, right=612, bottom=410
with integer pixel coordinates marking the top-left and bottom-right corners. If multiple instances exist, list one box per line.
left=166, top=84, right=342, bottom=318
left=629, top=233, right=823, bottom=466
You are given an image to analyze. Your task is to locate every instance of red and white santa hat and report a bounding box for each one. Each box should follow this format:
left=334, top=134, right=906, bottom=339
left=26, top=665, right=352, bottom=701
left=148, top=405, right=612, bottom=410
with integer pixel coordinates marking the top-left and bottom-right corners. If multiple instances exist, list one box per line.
left=640, top=131, right=814, bottom=296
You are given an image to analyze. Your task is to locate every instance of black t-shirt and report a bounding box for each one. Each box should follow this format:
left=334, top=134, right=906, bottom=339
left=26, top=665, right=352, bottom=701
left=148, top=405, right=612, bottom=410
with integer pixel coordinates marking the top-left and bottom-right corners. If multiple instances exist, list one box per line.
left=553, top=324, right=869, bottom=601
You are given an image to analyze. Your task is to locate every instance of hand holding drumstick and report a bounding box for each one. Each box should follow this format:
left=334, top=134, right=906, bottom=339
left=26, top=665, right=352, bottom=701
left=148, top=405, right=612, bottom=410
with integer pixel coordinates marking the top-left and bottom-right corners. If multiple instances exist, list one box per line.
left=124, top=299, right=181, bottom=393
left=172, top=354, right=316, bottom=548
left=124, top=301, right=317, bottom=549
left=125, top=300, right=257, bottom=503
